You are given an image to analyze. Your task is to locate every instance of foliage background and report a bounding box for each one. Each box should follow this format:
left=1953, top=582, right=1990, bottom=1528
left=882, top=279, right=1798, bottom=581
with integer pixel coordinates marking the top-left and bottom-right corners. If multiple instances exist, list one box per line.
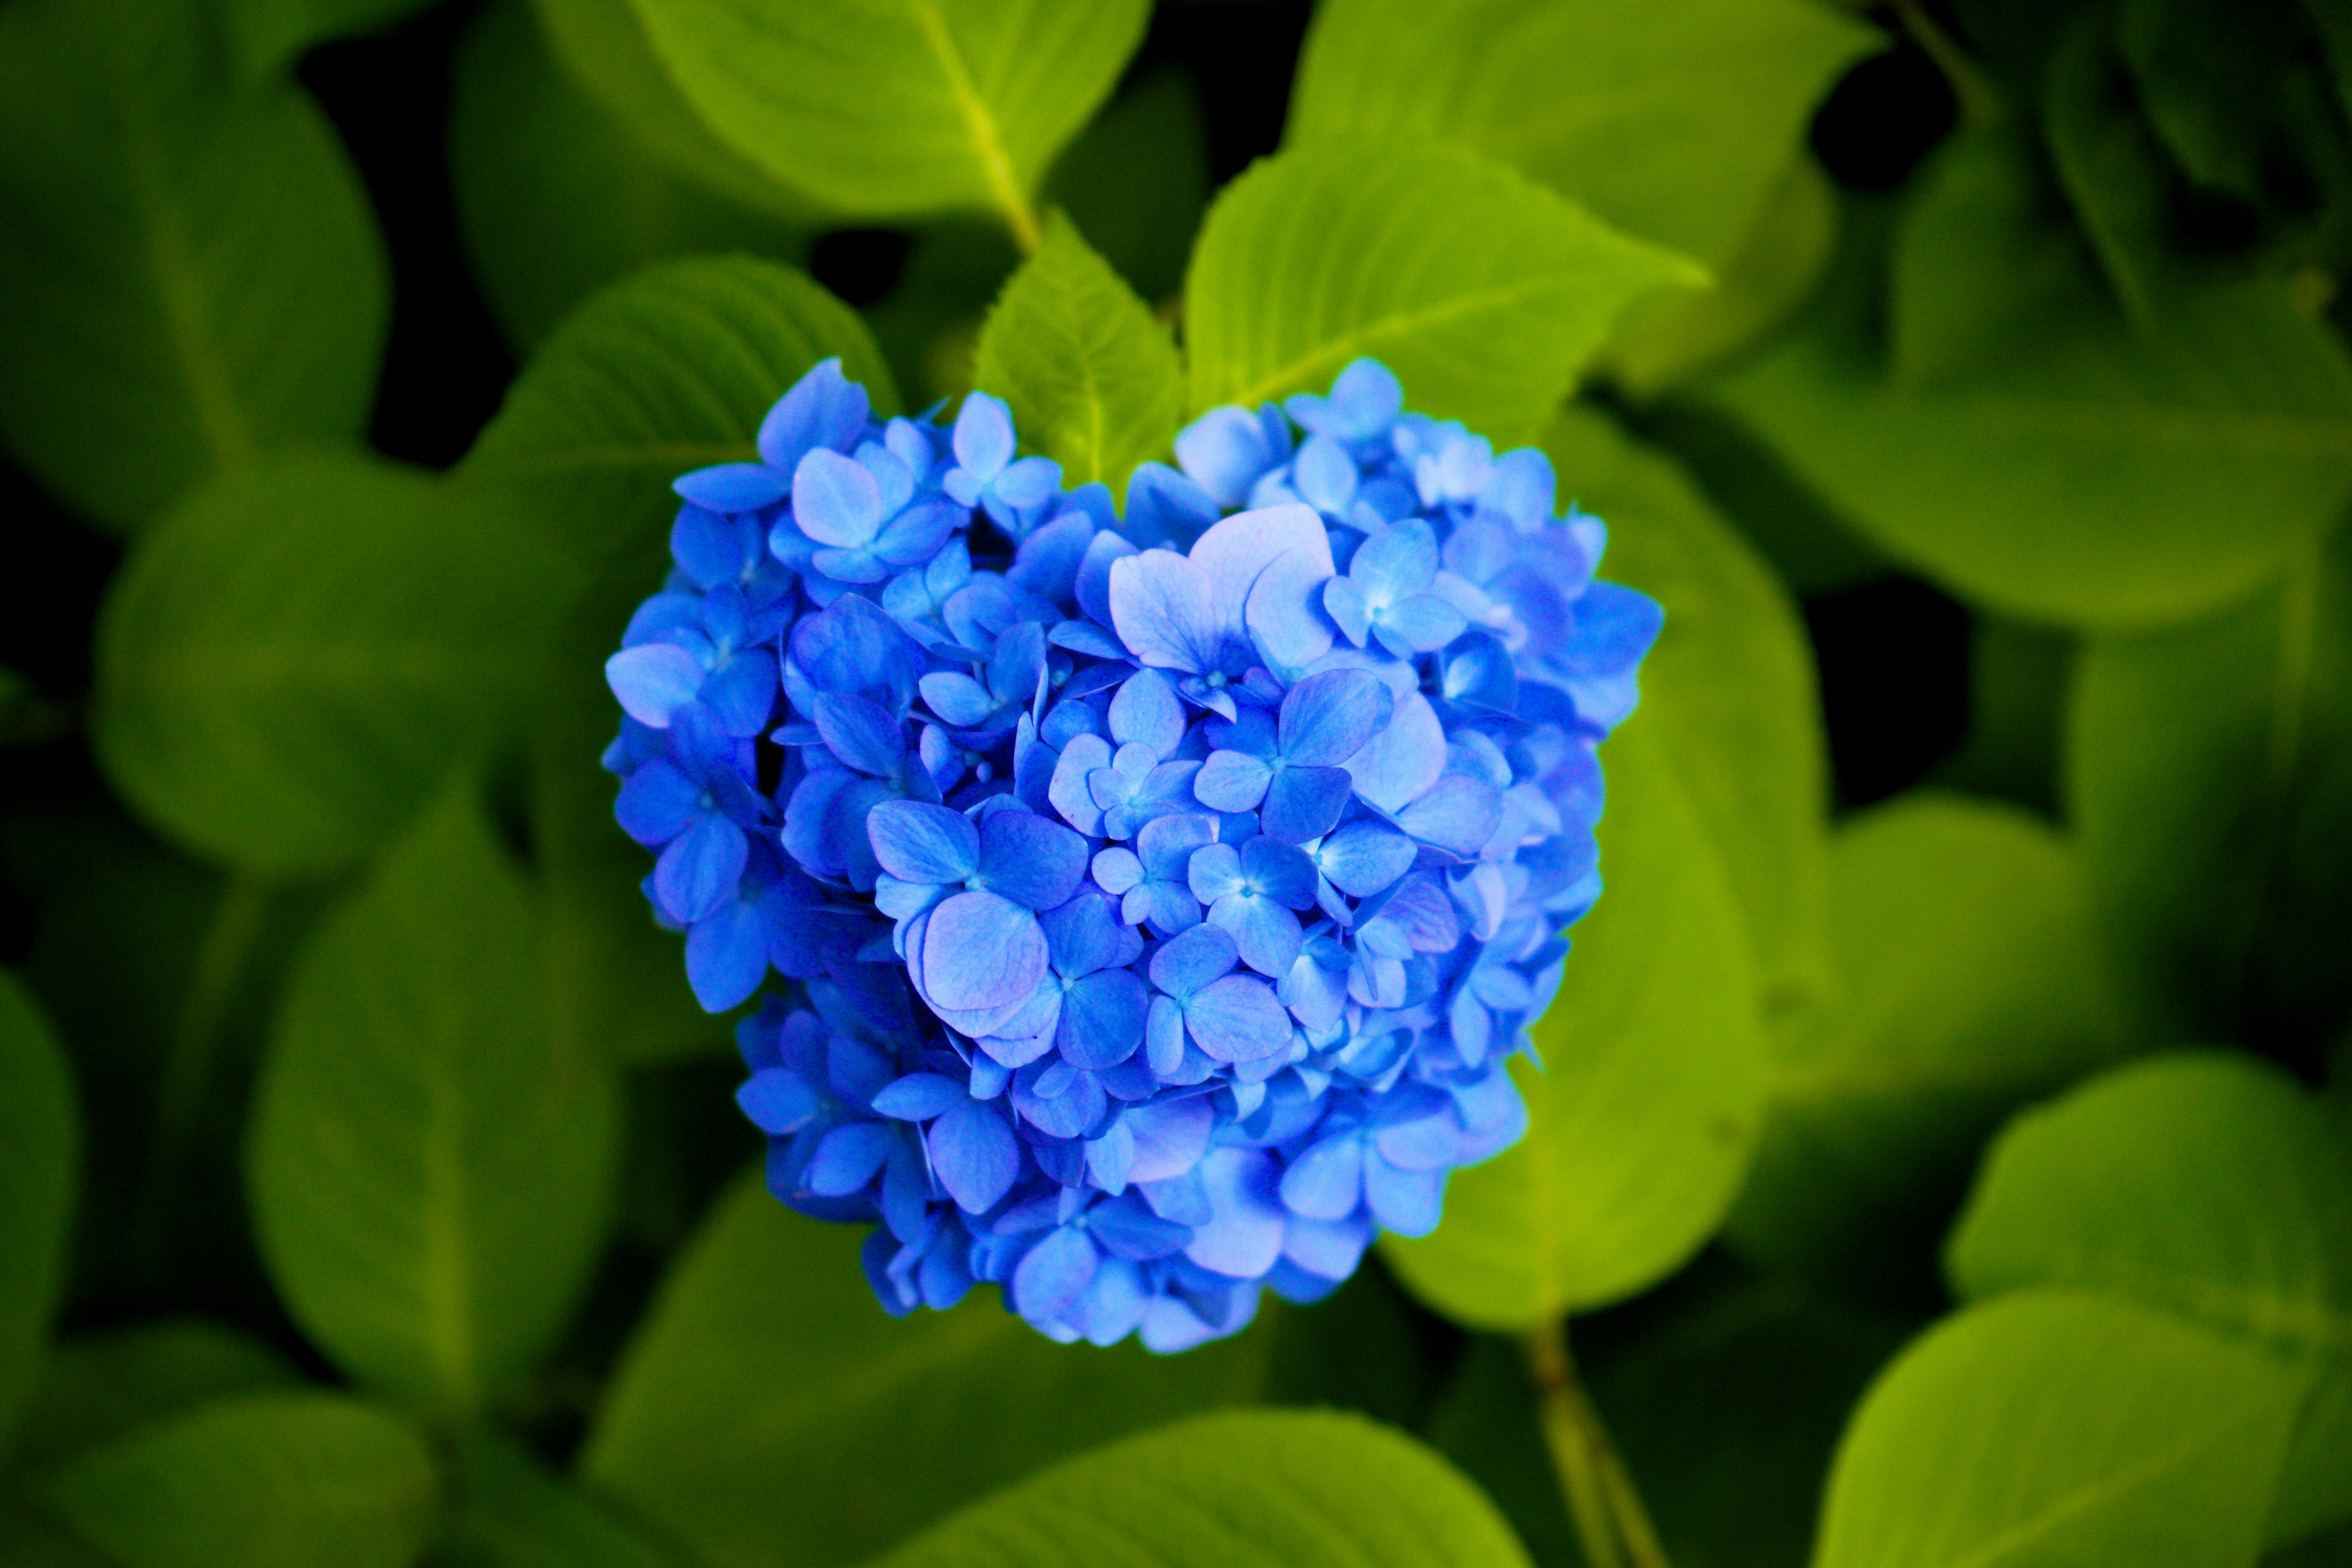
left=2, top=0, right=2351, bottom=1565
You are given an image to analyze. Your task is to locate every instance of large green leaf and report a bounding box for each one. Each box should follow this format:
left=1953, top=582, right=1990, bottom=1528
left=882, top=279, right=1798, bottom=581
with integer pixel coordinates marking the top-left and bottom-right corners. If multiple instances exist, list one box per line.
left=1817, top=1291, right=2309, bottom=1568
left=2066, top=535, right=2352, bottom=1048
left=973, top=213, right=1183, bottom=494
left=1383, top=716, right=1766, bottom=1329
left=1042, top=70, right=1209, bottom=305
left=43, top=1392, right=435, bottom=1568
left=247, top=780, right=620, bottom=1419
left=583, top=1171, right=1271, bottom=1568
left=0, top=972, right=78, bottom=1463
left=872, top=1409, right=1531, bottom=1568
left=1702, top=130, right=2352, bottom=628
left=1948, top=1052, right=2352, bottom=1544
left=13, top=1321, right=297, bottom=1476
left=1544, top=406, right=1832, bottom=1019
left=1726, top=795, right=2132, bottom=1297
left=1183, top=141, right=1700, bottom=445
left=620, top=0, right=1148, bottom=237
left=439, top=1434, right=680, bottom=1568
left=0, top=0, right=388, bottom=532
left=93, top=453, right=573, bottom=878
left=451, top=0, right=808, bottom=353
left=225, top=0, right=440, bottom=84
left=458, top=255, right=894, bottom=575
left=1287, top=0, right=1874, bottom=273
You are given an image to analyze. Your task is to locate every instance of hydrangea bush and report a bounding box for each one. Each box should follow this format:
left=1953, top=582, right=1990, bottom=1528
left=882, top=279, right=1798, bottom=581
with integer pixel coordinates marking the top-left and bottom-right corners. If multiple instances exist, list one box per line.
left=604, top=358, right=1659, bottom=1348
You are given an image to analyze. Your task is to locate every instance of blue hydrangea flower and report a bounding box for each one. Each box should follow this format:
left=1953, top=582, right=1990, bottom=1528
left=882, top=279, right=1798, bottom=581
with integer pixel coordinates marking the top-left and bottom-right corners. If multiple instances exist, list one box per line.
left=605, top=355, right=1660, bottom=1351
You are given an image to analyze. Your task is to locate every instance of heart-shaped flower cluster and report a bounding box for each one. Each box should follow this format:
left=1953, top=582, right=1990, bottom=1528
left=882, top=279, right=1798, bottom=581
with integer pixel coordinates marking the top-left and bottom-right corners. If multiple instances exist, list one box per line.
left=604, top=356, right=1660, bottom=1350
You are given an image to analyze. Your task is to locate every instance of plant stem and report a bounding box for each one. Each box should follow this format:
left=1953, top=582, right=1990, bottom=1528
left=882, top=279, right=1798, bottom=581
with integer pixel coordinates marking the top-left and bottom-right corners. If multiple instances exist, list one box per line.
left=1522, top=1319, right=1670, bottom=1568
left=1890, top=0, right=2003, bottom=129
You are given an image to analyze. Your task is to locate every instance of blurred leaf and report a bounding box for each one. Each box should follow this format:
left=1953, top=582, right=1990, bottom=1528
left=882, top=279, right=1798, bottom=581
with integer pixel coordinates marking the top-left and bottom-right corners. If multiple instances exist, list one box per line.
left=1726, top=794, right=2132, bottom=1298
left=1185, top=141, right=1701, bottom=445
left=4, top=811, right=319, bottom=1314
left=872, top=1409, right=1530, bottom=1568
left=583, top=1170, right=1271, bottom=1568
left=225, top=0, right=441, bottom=85
left=1544, top=406, right=1833, bottom=1020
left=526, top=0, right=813, bottom=219
left=1818, top=1291, right=2309, bottom=1568
left=1288, top=0, right=1875, bottom=273
left=0, top=973, right=77, bottom=1463
left=14, top=1321, right=296, bottom=1476
left=451, top=0, right=809, bottom=354
left=248, top=779, right=621, bottom=1419
left=1423, top=1338, right=1578, bottom=1568
left=1948, top=1052, right=2352, bottom=1544
left=1262, top=1262, right=1429, bottom=1429
left=1702, top=131, right=2352, bottom=628
left=973, top=214, right=1182, bottom=493
left=865, top=221, right=1020, bottom=410
left=2117, top=0, right=2304, bottom=203
left=619, top=0, right=1148, bottom=235
left=43, top=1392, right=434, bottom=1568
left=1929, top=616, right=2076, bottom=817
left=458, top=255, right=894, bottom=575
left=93, top=453, right=573, bottom=878
left=0, top=0, right=388, bottom=532
left=1384, top=717, right=1765, bottom=1329
left=439, top=1433, right=679, bottom=1568
left=1602, top=153, right=1843, bottom=401
left=530, top=561, right=731, bottom=1069
left=2067, top=534, right=2352, bottom=1050
left=0, top=668, right=65, bottom=749
left=1043, top=70, right=1209, bottom=303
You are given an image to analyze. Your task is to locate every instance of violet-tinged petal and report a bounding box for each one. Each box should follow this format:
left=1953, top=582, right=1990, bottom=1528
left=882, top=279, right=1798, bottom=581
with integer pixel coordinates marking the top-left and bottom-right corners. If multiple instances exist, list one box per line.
left=810, top=692, right=905, bottom=777
left=1150, top=922, right=1238, bottom=997
left=1011, top=1225, right=1098, bottom=1322
left=791, top=448, right=884, bottom=548
left=952, top=390, right=1016, bottom=479
left=920, top=890, right=1047, bottom=1011
left=1260, top=765, right=1352, bottom=843
left=1322, top=576, right=1371, bottom=647
left=1244, top=544, right=1338, bottom=673
left=1107, top=550, right=1219, bottom=675
left=930, top=1099, right=1020, bottom=1212
left=1182, top=1147, right=1286, bottom=1278
left=1346, top=690, right=1446, bottom=812
left=1185, top=842, right=1245, bottom=904
left=759, top=358, right=869, bottom=472
left=1280, top=1134, right=1364, bottom=1221
left=1316, top=821, right=1417, bottom=897
left=1125, top=1096, right=1213, bottom=1183
left=1058, top=968, right=1148, bottom=1069
left=865, top=800, right=980, bottom=884
left=1240, top=837, right=1318, bottom=907
left=1091, top=846, right=1143, bottom=896
left=1174, top=406, right=1279, bottom=508
left=919, top=670, right=996, bottom=727
left=978, top=810, right=1088, bottom=910
left=1188, top=503, right=1332, bottom=650
left=1107, top=668, right=1185, bottom=756
left=1376, top=593, right=1469, bottom=655
left=1364, top=1157, right=1445, bottom=1237
left=1090, top=1193, right=1193, bottom=1259
left=1184, top=974, right=1291, bottom=1063
left=1210, top=897, right=1303, bottom=978
left=1398, top=775, right=1505, bottom=859
left=1280, top=668, right=1389, bottom=766
left=1194, top=749, right=1272, bottom=813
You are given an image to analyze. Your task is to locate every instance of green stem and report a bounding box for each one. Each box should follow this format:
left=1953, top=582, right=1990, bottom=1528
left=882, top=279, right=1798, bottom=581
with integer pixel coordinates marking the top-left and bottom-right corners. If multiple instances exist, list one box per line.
left=1522, top=1320, right=1670, bottom=1568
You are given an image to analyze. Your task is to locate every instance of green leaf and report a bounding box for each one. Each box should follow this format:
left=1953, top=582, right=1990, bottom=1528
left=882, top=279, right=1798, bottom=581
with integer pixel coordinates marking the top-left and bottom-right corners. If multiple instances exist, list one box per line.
left=225, top=0, right=441, bottom=85
left=872, top=1409, right=1531, bottom=1568
left=583, top=1170, right=1271, bottom=1568
left=973, top=213, right=1183, bottom=494
left=1043, top=70, right=1210, bottom=304
left=1434, top=1289, right=1917, bottom=1568
left=1262, top=1264, right=1431, bottom=1430
left=43, top=1392, right=435, bottom=1568
left=1702, top=132, right=2352, bottom=628
left=620, top=0, right=1148, bottom=237
left=458, top=255, right=894, bottom=575
left=1287, top=0, right=1875, bottom=273
left=13, top=1321, right=297, bottom=1476
left=0, top=0, right=388, bottom=532
left=1948, top=1052, right=2352, bottom=1544
left=1186, top=140, right=1700, bottom=444
left=440, top=1433, right=680, bottom=1568
left=2066, top=534, right=2352, bottom=1047
left=247, top=778, right=620, bottom=1419
left=1544, top=405, right=1833, bottom=1019
left=451, top=0, right=808, bottom=353
left=92, top=453, right=574, bottom=878
left=1817, top=1291, right=2309, bottom=1568
left=1725, top=794, right=2132, bottom=1297
left=1383, top=716, right=1765, bottom=1329
left=1929, top=616, right=2076, bottom=818
left=0, top=972, right=78, bottom=1463
left=2117, top=0, right=2304, bottom=203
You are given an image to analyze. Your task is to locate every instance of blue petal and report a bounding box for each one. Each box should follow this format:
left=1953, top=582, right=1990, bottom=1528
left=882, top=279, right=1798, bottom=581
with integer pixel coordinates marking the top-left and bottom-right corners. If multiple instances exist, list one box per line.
left=1364, top=1156, right=1444, bottom=1237
left=1182, top=1147, right=1286, bottom=1278
left=978, top=810, right=1088, bottom=910
left=685, top=897, right=767, bottom=1010
left=1085, top=1120, right=1136, bottom=1195
left=1194, top=749, right=1273, bottom=813
left=1244, top=545, right=1338, bottom=673
left=1353, top=519, right=1440, bottom=600
left=1188, top=503, right=1332, bottom=651
left=1375, top=592, right=1469, bottom=655
left=1316, top=821, right=1417, bottom=897
left=929, top=1099, right=1020, bottom=1212
left=1125, top=1095, right=1215, bottom=1182
left=1091, top=846, right=1144, bottom=895
left=1280, top=669, right=1388, bottom=766
left=1280, top=1213, right=1373, bottom=1284
left=699, top=650, right=779, bottom=737
left=1559, top=581, right=1666, bottom=676
left=1185, top=841, right=1245, bottom=903
left=865, top=800, right=980, bottom=884
left=919, top=670, right=997, bottom=728
left=606, top=643, right=706, bottom=728
left=810, top=692, right=907, bottom=777
left=1279, top=1133, right=1363, bottom=1221
left=655, top=812, right=748, bottom=923
left=920, top=891, right=1048, bottom=1012
left=1149, top=922, right=1238, bottom=997
left=736, top=1067, right=818, bottom=1135
left=1292, top=434, right=1357, bottom=515
left=1011, top=1225, right=1099, bottom=1323
left=791, top=448, right=884, bottom=548
left=1398, top=775, right=1504, bottom=859
left=1057, top=968, right=1148, bottom=1069
left=995, top=455, right=1063, bottom=508
left=1441, top=632, right=1519, bottom=714
left=1092, top=1194, right=1196, bottom=1261
left=1184, top=974, right=1291, bottom=1063
left=1048, top=734, right=1112, bottom=835
left=1260, top=764, right=1352, bottom=843
left=1322, top=576, right=1371, bottom=647
left=986, top=620, right=1047, bottom=708
left=674, top=462, right=787, bottom=512
left=870, top=1072, right=968, bottom=1120
left=758, top=357, right=870, bottom=472
left=1174, top=406, right=1280, bottom=508
left=805, top=1121, right=894, bottom=1196
left=1107, top=668, right=1185, bottom=757
left=1122, top=462, right=1219, bottom=549
left=1137, top=810, right=1219, bottom=877
left=1107, top=550, right=1219, bottom=675
left=1345, top=690, right=1446, bottom=812
left=614, top=758, right=701, bottom=845
left=1239, top=836, right=1318, bottom=907
left=952, top=390, right=1017, bottom=481
left=669, top=505, right=755, bottom=589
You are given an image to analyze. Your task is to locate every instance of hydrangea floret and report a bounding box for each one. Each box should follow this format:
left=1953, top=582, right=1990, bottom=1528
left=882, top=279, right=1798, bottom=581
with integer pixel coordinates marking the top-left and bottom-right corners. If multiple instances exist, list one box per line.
left=604, top=356, right=1661, bottom=1351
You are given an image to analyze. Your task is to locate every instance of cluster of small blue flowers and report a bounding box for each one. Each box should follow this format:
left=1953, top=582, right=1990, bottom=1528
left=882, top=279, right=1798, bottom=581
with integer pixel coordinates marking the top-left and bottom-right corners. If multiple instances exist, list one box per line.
left=605, top=356, right=1660, bottom=1351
